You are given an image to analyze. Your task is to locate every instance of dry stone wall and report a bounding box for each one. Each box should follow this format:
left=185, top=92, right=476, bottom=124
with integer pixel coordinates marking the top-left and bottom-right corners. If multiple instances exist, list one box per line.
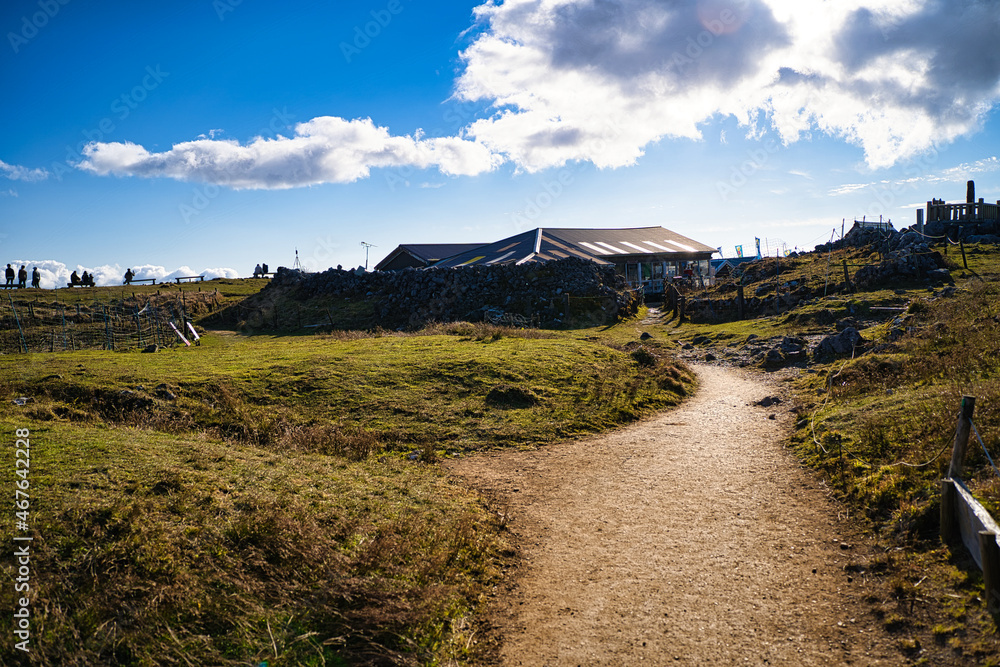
left=262, top=257, right=640, bottom=328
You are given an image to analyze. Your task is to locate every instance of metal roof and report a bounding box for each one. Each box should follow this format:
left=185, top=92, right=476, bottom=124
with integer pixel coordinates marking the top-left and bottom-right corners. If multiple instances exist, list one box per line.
left=374, top=243, right=488, bottom=271
left=433, top=227, right=717, bottom=268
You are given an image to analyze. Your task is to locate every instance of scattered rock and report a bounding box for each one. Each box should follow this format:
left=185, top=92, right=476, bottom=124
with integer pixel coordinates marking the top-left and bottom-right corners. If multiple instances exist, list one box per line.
left=154, top=383, right=177, bottom=400
left=814, top=327, right=865, bottom=360
left=141, top=344, right=159, bottom=353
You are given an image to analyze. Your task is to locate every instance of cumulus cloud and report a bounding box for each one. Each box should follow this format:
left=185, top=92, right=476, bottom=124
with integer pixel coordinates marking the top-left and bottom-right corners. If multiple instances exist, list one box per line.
left=77, top=116, right=502, bottom=189
left=456, top=0, right=1000, bottom=170
left=0, top=159, right=48, bottom=182
left=4, top=261, right=241, bottom=289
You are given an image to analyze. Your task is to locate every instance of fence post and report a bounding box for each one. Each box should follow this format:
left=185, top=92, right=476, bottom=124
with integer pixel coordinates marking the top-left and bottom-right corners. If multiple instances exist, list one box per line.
left=8, top=296, right=28, bottom=353
left=947, top=395, right=977, bottom=479
left=979, top=531, right=1000, bottom=614
left=941, top=479, right=958, bottom=543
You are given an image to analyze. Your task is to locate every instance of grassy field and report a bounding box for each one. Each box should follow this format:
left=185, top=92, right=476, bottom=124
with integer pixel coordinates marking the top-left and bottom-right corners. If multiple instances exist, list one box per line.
left=0, top=316, right=693, bottom=666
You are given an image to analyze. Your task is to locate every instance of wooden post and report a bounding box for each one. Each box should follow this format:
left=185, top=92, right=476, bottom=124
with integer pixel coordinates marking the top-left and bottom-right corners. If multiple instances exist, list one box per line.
left=775, top=255, right=780, bottom=315
left=947, top=395, right=977, bottom=479
left=979, top=531, right=1000, bottom=614
left=737, top=285, right=745, bottom=319
left=941, top=478, right=958, bottom=543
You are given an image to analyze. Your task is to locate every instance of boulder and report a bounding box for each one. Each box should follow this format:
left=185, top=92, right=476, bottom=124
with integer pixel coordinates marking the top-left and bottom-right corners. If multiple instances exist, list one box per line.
left=813, top=327, right=865, bottom=360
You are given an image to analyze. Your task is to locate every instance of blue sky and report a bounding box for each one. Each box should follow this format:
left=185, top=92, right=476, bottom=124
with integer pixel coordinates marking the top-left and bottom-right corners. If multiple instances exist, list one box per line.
left=2, top=0, right=999, bottom=286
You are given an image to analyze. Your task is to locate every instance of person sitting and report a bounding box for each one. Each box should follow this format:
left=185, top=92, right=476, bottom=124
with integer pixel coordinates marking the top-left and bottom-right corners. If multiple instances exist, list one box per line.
left=86, top=272, right=96, bottom=287
left=262, top=262, right=268, bottom=275
left=70, top=270, right=81, bottom=286
left=253, top=263, right=262, bottom=278
left=17, top=265, right=27, bottom=288
left=31, top=267, right=40, bottom=289
left=124, top=268, right=134, bottom=285
left=81, top=271, right=90, bottom=287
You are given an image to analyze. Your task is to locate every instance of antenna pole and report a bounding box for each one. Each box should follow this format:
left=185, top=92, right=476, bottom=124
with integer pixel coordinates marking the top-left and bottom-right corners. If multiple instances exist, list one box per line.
left=360, top=241, right=376, bottom=270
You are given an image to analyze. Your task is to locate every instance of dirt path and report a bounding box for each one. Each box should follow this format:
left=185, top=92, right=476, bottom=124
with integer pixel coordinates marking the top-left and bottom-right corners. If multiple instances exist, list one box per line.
left=447, top=364, right=899, bottom=665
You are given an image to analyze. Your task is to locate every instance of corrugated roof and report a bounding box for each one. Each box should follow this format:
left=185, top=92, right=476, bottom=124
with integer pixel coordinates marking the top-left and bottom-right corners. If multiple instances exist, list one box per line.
left=433, top=227, right=716, bottom=268
left=374, top=243, right=488, bottom=271
left=396, top=243, right=488, bottom=263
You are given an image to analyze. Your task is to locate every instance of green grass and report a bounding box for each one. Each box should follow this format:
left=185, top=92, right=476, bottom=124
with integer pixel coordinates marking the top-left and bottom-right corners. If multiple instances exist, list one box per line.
left=2, top=324, right=693, bottom=454
left=0, top=319, right=694, bottom=666
left=1, top=419, right=498, bottom=665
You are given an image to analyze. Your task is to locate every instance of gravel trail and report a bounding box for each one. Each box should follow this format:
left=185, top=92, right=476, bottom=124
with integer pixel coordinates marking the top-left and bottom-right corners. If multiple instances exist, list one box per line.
left=447, top=364, right=899, bottom=666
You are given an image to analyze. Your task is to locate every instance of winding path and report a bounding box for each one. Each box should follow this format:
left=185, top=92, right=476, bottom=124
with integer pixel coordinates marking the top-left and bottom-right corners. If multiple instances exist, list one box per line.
left=448, top=365, right=897, bottom=665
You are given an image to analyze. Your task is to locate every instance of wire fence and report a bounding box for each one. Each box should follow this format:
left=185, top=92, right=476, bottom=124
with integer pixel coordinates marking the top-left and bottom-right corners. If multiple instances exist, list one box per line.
left=0, top=291, right=221, bottom=354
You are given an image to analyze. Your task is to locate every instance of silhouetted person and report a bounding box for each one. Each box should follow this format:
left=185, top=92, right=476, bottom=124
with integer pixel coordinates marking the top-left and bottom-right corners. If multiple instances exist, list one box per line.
left=124, top=268, right=134, bottom=285
left=4, top=264, right=13, bottom=286
left=70, top=270, right=80, bottom=286
left=253, top=263, right=262, bottom=278
left=31, top=267, right=40, bottom=289
left=17, top=265, right=27, bottom=288
left=262, top=262, right=268, bottom=275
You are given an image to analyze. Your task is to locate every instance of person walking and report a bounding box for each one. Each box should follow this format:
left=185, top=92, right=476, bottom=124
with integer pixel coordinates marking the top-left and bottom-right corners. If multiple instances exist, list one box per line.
left=4, top=264, right=13, bottom=286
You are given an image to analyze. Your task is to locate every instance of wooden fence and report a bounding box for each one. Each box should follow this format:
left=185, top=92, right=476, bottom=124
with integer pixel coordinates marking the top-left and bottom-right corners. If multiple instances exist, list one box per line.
left=940, top=396, right=1000, bottom=613
left=0, top=292, right=217, bottom=353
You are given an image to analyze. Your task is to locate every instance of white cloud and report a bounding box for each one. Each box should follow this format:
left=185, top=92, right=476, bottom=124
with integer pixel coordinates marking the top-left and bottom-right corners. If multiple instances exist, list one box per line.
left=77, top=116, right=502, bottom=189
left=829, top=156, right=1000, bottom=197
left=5, top=261, right=242, bottom=289
left=457, top=0, right=1000, bottom=171
left=0, top=159, right=48, bottom=182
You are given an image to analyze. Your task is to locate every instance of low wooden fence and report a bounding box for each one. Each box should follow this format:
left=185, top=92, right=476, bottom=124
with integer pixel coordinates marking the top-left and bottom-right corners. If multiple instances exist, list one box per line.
left=0, top=292, right=216, bottom=353
left=940, top=396, right=1000, bottom=613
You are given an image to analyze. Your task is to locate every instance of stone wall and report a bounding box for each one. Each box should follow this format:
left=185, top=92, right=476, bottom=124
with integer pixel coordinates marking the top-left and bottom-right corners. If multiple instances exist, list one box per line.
left=257, top=257, right=641, bottom=329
